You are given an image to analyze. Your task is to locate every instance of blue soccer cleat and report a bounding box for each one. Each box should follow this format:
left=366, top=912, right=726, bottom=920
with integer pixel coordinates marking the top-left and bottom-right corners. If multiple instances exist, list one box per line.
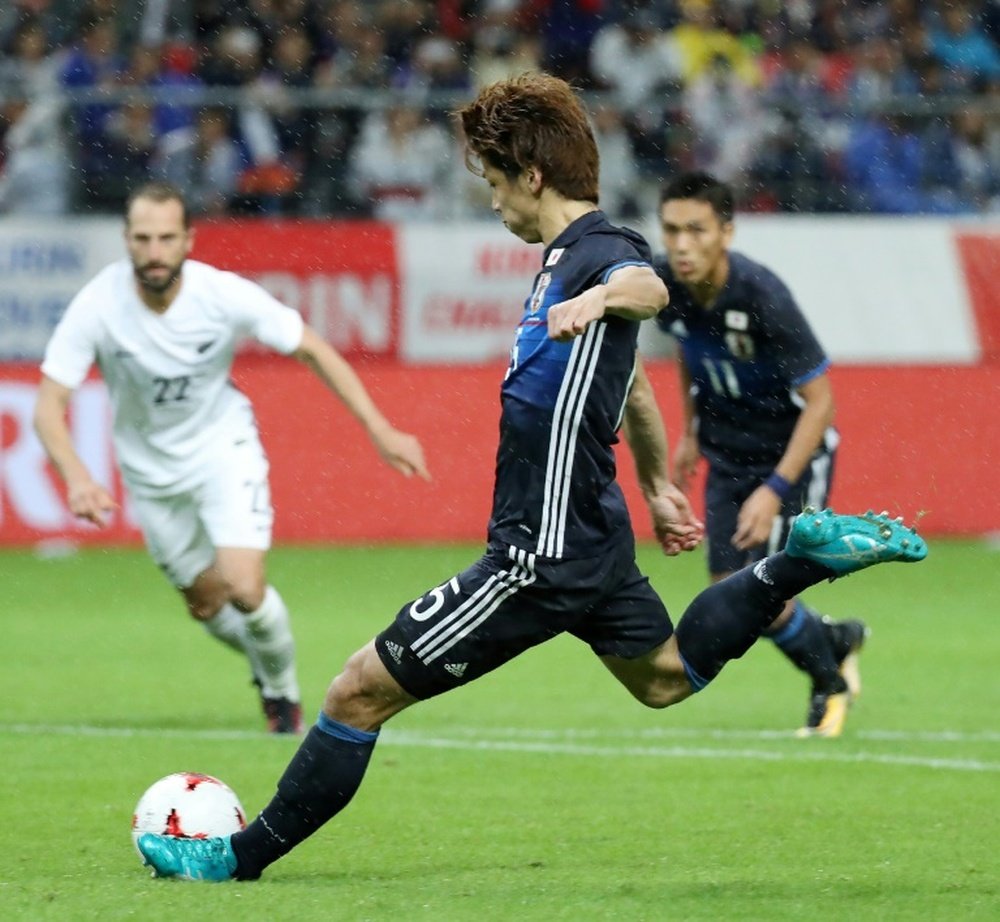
left=785, top=507, right=928, bottom=577
left=137, top=833, right=238, bottom=881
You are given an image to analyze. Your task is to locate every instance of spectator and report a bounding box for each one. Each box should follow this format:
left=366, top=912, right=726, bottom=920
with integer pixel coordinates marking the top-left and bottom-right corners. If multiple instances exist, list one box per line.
left=395, top=32, right=470, bottom=93
left=846, top=37, right=917, bottom=111
left=201, top=26, right=285, bottom=172
left=259, top=25, right=317, bottom=173
left=315, top=21, right=394, bottom=90
left=346, top=101, right=453, bottom=219
left=0, top=18, right=64, bottom=100
left=470, top=30, right=543, bottom=89
left=589, top=10, right=683, bottom=110
left=528, top=0, right=606, bottom=84
left=156, top=106, right=244, bottom=216
left=103, top=99, right=158, bottom=198
left=0, top=85, right=69, bottom=214
left=591, top=101, right=641, bottom=219
left=843, top=113, right=969, bottom=214
left=928, top=1, right=1000, bottom=87
left=60, top=13, right=125, bottom=208
left=684, top=52, right=773, bottom=185
left=670, top=0, right=761, bottom=87
left=948, top=105, right=999, bottom=209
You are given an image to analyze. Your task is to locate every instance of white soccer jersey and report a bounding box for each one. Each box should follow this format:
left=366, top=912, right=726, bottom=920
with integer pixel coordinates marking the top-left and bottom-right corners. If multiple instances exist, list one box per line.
left=41, top=258, right=304, bottom=496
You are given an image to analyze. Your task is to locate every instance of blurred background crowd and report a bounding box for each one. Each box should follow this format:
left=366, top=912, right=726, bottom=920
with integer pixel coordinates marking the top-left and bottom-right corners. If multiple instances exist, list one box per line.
left=3, top=0, right=1000, bottom=220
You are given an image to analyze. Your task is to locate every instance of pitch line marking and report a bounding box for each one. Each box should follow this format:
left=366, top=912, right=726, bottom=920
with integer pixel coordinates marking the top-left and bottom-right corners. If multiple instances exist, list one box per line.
left=1, top=723, right=998, bottom=773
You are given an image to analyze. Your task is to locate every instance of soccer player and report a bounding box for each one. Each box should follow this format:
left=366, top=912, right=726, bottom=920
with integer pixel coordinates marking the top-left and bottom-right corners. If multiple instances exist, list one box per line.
left=136, top=75, right=925, bottom=881
left=635, top=171, right=867, bottom=737
left=33, top=181, right=430, bottom=734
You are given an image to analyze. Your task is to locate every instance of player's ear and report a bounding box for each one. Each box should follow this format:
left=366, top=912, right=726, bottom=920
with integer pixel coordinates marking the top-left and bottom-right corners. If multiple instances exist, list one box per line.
left=525, top=165, right=543, bottom=195
left=185, top=224, right=196, bottom=255
left=721, top=220, right=735, bottom=248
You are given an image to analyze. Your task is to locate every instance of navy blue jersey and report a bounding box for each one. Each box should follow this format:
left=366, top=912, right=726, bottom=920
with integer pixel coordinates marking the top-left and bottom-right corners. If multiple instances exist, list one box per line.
left=489, top=211, right=653, bottom=560
left=653, top=251, right=831, bottom=467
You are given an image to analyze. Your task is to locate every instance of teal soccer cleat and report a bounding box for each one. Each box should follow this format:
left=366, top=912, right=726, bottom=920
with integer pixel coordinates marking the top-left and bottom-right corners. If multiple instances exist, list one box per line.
left=137, top=833, right=237, bottom=881
left=785, top=507, right=928, bottom=577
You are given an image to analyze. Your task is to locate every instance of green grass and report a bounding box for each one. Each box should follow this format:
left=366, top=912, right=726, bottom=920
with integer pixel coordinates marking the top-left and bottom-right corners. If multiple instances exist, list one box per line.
left=2, top=540, right=998, bottom=921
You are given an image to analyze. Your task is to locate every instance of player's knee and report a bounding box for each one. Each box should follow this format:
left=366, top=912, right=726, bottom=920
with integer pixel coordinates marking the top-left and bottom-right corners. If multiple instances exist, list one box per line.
left=629, top=676, right=690, bottom=710
left=327, top=649, right=378, bottom=706
left=183, top=590, right=225, bottom=623
left=227, top=576, right=266, bottom=612
left=324, top=645, right=410, bottom=730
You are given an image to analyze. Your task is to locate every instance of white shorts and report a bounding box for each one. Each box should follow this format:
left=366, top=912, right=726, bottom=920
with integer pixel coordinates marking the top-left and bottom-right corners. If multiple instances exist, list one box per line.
left=129, top=432, right=274, bottom=588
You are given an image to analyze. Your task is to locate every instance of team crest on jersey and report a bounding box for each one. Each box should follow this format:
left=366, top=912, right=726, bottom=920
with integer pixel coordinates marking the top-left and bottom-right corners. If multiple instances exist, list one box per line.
left=545, top=248, right=565, bottom=266
left=725, top=331, right=756, bottom=359
left=725, top=310, right=749, bottom=331
left=529, top=272, right=552, bottom=314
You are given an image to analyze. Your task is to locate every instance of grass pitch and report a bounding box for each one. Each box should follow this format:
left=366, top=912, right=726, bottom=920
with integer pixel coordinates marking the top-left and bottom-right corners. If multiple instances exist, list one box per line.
left=1, top=539, right=997, bottom=921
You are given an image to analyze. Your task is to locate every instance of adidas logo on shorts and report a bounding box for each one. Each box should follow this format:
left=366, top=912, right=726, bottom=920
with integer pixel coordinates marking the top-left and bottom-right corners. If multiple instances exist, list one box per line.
left=384, top=640, right=404, bottom=664
left=444, top=662, right=467, bottom=678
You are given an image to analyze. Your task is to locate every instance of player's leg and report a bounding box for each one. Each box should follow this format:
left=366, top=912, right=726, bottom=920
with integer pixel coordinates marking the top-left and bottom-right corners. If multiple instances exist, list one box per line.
left=129, top=489, right=262, bottom=667
left=604, top=509, right=926, bottom=705
left=138, top=544, right=613, bottom=880
left=704, top=462, right=839, bottom=676
left=221, top=548, right=562, bottom=880
left=200, top=436, right=302, bottom=732
left=212, top=547, right=302, bottom=732
left=222, top=640, right=415, bottom=879
left=137, top=639, right=413, bottom=882
left=756, top=438, right=868, bottom=735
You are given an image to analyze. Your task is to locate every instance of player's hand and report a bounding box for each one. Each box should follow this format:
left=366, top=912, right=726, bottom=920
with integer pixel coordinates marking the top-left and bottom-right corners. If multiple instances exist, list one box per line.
left=371, top=426, right=431, bottom=481
left=66, top=477, right=117, bottom=527
left=732, top=485, right=782, bottom=550
left=547, top=287, right=606, bottom=341
left=671, top=435, right=700, bottom=492
left=647, top=483, right=705, bottom=556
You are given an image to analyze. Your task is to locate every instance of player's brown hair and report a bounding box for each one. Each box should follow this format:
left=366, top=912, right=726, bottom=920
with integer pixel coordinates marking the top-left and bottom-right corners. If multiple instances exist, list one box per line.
left=125, top=181, right=191, bottom=228
left=458, top=73, right=599, bottom=204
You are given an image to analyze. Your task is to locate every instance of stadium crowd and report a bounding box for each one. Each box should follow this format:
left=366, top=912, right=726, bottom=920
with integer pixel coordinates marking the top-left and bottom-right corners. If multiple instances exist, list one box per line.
left=2, top=0, right=1000, bottom=219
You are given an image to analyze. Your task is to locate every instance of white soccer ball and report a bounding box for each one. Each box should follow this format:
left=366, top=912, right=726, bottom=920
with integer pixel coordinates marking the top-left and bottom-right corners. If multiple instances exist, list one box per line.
left=131, top=772, right=247, bottom=852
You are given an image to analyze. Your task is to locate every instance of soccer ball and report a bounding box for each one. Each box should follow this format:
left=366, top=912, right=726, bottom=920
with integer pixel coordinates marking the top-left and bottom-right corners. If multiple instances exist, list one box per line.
left=131, top=772, right=247, bottom=852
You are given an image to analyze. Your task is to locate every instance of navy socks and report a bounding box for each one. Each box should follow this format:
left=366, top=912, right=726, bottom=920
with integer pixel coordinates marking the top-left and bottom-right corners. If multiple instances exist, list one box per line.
left=675, top=552, right=834, bottom=689
left=766, top=601, right=842, bottom=690
left=230, top=714, right=378, bottom=880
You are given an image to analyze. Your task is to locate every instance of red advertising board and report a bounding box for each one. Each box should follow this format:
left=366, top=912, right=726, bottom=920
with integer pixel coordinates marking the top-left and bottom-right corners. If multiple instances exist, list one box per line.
left=955, top=232, right=1000, bottom=362
left=192, top=220, right=400, bottom=357
left=3, top=359, right=999, bottom=546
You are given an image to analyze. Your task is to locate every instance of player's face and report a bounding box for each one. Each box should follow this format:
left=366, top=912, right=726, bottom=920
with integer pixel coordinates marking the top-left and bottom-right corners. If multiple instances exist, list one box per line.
left=125, top=197, right=193, bottom=296
left=659, top=198, right=733, bottom=288
left=483, top=163, right=542, bottom=244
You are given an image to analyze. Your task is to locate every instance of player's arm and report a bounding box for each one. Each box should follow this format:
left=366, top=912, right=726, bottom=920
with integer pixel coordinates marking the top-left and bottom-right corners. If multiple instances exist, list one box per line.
left=672, top=354, right=700, bottom=492
left=33, top=375, right=116, bottom=527
left=732, top=371, right=835, bottom=550
left=548, top=265, right=668, bottom=341
left=293, top=325, right=430, bottom=481
left=622, top=356, right=704, bottom=556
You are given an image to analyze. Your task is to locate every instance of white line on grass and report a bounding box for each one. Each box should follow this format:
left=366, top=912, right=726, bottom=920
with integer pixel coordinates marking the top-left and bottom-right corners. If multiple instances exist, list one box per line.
left=2, top=723, right=998, bottom=773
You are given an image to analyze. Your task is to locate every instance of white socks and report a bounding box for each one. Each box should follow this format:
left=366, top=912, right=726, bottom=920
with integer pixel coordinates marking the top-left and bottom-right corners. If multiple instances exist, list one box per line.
left=202, top=587, right=300, bottom=703
left=241, top=586, right=300, bottom=703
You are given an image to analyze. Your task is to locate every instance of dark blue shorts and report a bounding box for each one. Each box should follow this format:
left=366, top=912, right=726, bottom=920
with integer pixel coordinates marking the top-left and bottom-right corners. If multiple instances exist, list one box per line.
left=704, top=437, right=838, bottom=575
left=375, top=538, right=672, bottom=700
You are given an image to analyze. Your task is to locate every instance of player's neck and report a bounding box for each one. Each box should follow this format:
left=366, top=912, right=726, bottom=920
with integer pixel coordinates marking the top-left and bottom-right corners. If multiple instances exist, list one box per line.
left=538, top=195, right=598, bottom=246
left=135, top=279, right=182, bottom=314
